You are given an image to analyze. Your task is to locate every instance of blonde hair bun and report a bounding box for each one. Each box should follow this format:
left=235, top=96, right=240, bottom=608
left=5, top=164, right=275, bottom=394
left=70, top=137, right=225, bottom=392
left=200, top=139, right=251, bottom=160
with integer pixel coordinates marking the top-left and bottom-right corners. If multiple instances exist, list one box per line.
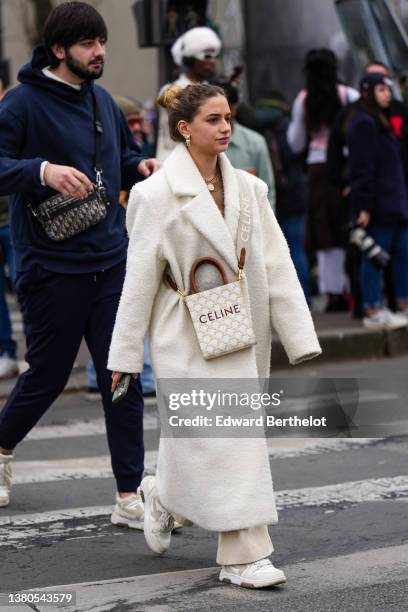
left=156, top=84, right=183, bottom=109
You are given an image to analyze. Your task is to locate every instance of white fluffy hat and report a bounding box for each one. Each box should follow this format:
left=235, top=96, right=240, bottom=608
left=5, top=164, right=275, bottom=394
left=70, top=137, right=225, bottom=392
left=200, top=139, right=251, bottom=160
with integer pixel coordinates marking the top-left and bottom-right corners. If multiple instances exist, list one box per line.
left=171, top=27, right=222, bottom=67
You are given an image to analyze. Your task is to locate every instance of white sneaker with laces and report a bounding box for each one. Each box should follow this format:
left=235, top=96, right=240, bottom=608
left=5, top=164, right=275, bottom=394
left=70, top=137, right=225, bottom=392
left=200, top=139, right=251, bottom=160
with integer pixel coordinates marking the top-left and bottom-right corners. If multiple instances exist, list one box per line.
left=0, top=354, right=19, bottom=379
left=363, top=308, right=408, bottom=330
left=219, top=558, right=287, bottom=589
left=0, top=453, right=13, bottom=507
left=111, top=492, right=144, bottom=530
left=139, top=475, right=174, bottom=554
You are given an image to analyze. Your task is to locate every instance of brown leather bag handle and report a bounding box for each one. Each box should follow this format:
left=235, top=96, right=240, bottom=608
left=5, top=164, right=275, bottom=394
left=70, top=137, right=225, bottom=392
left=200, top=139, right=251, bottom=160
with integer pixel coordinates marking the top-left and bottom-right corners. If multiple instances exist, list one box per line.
left=190, top=257, right=228, bottom=294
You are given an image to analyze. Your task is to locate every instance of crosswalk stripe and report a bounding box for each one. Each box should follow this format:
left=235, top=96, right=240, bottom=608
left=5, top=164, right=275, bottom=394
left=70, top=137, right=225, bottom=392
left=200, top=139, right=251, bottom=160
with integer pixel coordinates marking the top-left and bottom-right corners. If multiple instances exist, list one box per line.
left=11, top=450, right=157, bottom=484
left=267, top=437, right=379, bottom=458
left=277, top=389, right=399, bottom=413
left=9, top=439, right=393, bottom=485
left=2, top=475, right=407, bottom=532
left=26, top=413, right=159, bottom=440
left=275, top=474, right=408, bottom=509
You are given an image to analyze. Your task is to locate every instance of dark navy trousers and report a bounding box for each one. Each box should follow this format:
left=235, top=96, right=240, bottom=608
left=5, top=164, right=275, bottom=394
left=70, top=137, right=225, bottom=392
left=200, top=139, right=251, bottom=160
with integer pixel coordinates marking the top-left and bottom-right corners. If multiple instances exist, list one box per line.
left=0, top=260, right=144, bottom=492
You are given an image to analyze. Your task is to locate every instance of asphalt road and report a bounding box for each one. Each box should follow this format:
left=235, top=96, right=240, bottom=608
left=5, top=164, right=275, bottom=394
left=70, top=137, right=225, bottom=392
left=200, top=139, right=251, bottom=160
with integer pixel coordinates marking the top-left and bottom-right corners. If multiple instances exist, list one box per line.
left=0, top=355, right=407, bottom=611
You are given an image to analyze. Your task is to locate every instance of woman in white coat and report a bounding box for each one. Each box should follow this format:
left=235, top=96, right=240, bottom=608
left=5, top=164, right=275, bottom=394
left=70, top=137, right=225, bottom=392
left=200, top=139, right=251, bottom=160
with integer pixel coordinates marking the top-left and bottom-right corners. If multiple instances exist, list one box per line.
left=108, top=83, right=321, bottom=589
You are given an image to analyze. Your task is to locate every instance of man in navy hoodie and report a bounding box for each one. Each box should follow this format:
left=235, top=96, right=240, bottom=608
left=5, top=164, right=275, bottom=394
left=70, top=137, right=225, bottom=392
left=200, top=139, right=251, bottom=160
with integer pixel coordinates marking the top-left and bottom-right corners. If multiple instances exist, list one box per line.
left=0, top=1, right=159, bottom=529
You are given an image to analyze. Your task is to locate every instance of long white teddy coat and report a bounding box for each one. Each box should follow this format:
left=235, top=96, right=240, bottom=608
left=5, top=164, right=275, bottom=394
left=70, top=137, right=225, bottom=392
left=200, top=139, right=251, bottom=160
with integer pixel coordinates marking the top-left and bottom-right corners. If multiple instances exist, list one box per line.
left=108, top=143, right=321, bottom=532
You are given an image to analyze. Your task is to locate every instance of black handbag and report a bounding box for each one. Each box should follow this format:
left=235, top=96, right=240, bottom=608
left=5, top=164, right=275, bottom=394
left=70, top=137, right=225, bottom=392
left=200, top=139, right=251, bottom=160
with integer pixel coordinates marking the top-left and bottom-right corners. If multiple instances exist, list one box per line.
left=27, top=90, right=110, bottom=242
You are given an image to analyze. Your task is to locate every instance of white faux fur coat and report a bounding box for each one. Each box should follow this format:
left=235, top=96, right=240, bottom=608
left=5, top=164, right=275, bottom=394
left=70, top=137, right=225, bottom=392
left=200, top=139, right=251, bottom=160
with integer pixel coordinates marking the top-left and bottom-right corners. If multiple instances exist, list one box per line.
left=108, top=143, right=321, bottom=531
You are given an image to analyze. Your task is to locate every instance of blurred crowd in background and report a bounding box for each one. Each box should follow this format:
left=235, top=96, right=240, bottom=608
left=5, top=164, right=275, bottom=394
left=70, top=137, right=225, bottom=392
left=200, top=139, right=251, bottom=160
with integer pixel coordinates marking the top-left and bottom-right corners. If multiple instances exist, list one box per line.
left=2, top=24, right=408, bottom=398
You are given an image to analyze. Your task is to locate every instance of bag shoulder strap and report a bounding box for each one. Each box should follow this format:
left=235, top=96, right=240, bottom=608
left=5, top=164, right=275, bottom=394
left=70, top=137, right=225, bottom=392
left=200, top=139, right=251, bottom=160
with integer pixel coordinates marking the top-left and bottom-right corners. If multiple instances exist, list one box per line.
left=91, top=90, right=104, bottom=185
left=165, top=170, right=254, bottom=294
left=236, top=170, right=254, bottom=271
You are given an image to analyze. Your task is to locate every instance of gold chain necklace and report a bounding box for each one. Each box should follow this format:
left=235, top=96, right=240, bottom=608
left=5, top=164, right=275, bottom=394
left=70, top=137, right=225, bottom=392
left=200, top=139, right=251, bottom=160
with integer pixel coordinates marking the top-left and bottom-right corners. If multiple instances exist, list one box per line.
left=204, top=166, right=220, bottom=192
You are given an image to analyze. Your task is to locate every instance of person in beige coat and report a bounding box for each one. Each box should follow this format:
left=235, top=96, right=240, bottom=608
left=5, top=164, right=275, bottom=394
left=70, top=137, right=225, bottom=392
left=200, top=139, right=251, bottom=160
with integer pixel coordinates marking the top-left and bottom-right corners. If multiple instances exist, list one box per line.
left=108, top=83, right=321, bottom=589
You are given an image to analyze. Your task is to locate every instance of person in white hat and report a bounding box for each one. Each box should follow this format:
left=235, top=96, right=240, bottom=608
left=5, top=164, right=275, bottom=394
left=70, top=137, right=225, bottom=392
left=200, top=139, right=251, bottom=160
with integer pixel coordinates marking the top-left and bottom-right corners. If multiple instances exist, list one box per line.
left=156, top=26, right=222, bottom=162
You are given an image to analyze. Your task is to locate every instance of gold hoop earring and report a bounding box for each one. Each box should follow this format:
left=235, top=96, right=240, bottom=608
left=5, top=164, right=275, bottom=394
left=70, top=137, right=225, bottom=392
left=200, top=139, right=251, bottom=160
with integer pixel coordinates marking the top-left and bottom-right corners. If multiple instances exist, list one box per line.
left=185, top=135, right=191, bottom=148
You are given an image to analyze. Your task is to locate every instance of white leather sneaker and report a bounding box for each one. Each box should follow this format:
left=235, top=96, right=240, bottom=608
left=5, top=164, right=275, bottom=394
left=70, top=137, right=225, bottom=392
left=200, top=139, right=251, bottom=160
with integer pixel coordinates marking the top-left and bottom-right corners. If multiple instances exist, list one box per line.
left=139, top=476, right=174, bottom=554
left=0, top=354, right=18, bottom=379
left=0, top=453, right=13, bottom=507
left=363, top=308, right=408, bottom=330
left=219, top=558, right=287, bottom=588
left=110, top=492, right=144, bottom=530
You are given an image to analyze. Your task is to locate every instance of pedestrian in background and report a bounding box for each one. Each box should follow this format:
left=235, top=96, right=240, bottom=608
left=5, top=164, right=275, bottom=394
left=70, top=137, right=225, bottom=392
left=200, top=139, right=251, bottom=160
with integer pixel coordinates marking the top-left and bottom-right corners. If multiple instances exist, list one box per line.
left=288, top=49, right=359, bottom=311
left=327, top=61, right=408, bottom=318
left=257, top=91, right=312, bottom=303
left=219, top=81, right=276, bottom=209
left=347, top=72, right=408, bottom=329
left=0, top=2, right=159, bottom=531
left=109, top=83, right=321, bottom=589
left=0, top=75, right=18, bottom=380
left=114, top=96, right=155, bottom=158
left=84, top=95, right=159, bottom=403
left=156, top=26, right=221, bottom=163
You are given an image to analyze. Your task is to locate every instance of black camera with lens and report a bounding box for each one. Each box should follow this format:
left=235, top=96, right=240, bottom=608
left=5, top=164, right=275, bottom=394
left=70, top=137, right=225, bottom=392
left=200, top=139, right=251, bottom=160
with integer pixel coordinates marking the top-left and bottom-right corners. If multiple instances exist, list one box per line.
left=349, top=225, right=390, bottom=269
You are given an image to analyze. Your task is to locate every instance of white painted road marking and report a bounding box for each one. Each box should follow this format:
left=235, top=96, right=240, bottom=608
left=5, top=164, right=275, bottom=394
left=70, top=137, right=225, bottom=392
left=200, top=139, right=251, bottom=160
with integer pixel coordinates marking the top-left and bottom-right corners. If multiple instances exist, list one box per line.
left=1, top=475, right=407, bottom=549
left=10, top=451, right=157, bottom=485
left=26, top=413, right=159, bottom=440
left=267, top=437, right=380, bottom=458
left=11, top=440, right=381, bottom=485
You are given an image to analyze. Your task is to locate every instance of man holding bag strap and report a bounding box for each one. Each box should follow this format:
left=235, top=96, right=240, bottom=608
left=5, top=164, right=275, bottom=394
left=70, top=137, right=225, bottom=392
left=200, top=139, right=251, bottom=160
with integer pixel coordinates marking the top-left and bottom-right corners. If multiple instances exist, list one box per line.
left=0, top=2, right=159, bottom=527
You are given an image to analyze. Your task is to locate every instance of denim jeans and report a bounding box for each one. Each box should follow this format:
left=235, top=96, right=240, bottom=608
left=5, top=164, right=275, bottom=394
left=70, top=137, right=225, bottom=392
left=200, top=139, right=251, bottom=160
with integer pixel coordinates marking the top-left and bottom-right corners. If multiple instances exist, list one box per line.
left=0, top=225, right=16, bottom=358
left=140, top=336, right=155, bottom=394
left=360, top=222, right=408, bottom=308
left=279, top=214, right=311, bottom=304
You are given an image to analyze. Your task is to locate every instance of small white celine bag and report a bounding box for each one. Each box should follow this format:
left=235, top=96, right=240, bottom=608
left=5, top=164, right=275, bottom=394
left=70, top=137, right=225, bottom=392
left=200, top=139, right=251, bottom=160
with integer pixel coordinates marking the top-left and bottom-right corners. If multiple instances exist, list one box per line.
left=166, top=173, right=257, bottom=360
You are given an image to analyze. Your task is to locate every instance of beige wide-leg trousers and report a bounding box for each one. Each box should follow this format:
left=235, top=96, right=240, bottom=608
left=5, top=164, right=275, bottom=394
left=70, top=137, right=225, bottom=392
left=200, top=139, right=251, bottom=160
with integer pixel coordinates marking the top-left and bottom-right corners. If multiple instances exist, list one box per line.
left=216, top=525, right=273, bottom=566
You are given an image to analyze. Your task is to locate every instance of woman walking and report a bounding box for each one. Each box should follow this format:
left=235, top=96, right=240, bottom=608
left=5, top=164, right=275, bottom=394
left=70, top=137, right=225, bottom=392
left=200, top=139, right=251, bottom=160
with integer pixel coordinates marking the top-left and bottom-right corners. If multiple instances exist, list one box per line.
left=288, top=49, right=359, bottom=311
left=347, top=72, right=408, bottom=329
left=108, top=83, right=321, bottom=588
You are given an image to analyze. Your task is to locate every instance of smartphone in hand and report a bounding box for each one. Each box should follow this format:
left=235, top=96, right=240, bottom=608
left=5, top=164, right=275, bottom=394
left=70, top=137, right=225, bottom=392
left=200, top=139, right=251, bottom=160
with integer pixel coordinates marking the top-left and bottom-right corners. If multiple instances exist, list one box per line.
left=112, top=373, right=132, bottom=403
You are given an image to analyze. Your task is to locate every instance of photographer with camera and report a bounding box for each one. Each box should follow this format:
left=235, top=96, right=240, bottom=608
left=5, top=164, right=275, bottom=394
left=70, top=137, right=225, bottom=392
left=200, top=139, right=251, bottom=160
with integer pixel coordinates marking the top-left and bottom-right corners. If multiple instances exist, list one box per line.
left=347, top=72, right=408, bottom=329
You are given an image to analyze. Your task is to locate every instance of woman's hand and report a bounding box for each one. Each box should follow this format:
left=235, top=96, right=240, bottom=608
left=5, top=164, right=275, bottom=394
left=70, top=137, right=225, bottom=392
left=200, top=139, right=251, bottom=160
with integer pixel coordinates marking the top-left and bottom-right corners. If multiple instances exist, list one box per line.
left=356, top=210, right=370, bottom=228
left=111, top=371, right=139, bottom=393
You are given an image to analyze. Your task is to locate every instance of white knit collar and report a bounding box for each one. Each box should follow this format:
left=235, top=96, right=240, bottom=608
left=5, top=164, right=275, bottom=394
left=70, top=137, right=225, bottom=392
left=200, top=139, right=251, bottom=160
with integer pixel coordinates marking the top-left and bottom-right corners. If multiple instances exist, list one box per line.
left=42, top=67, right=81, bottom=91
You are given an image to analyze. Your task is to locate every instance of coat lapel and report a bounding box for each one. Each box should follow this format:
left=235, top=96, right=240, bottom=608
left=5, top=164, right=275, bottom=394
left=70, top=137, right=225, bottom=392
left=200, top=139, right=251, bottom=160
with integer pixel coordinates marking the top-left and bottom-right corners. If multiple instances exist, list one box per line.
left=163, top=144, right=240, bottom=272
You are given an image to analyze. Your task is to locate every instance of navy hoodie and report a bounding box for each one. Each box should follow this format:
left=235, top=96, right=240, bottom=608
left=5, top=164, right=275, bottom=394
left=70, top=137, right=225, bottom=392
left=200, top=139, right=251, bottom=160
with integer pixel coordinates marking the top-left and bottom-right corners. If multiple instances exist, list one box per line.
left=0, top=46, right=145, bottom=273
left=347, top=108, right=408, bottom=225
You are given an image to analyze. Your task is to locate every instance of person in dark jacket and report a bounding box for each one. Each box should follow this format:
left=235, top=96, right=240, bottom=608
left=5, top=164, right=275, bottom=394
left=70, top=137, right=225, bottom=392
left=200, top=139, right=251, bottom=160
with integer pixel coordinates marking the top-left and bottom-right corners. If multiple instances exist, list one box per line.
left=347, top=72, right=408, bottom=329
left=328, top=61, right=408, bottom=186
left=327, top=61, right=408, bottom=318
left=0, top=2, right=159, bottom=526
left=288, top=49, right=359, bottom=312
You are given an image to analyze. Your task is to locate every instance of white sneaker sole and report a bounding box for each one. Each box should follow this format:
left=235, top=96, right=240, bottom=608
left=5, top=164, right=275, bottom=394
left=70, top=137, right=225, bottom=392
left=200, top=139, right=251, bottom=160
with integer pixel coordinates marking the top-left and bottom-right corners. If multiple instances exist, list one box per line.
left=219, top=570, right=287, bottom=589
left=110, top=511, right=143, bottom=530
left=140, top=476, right=172, bottom=554
left=363, top=319, right=408, bottom=330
